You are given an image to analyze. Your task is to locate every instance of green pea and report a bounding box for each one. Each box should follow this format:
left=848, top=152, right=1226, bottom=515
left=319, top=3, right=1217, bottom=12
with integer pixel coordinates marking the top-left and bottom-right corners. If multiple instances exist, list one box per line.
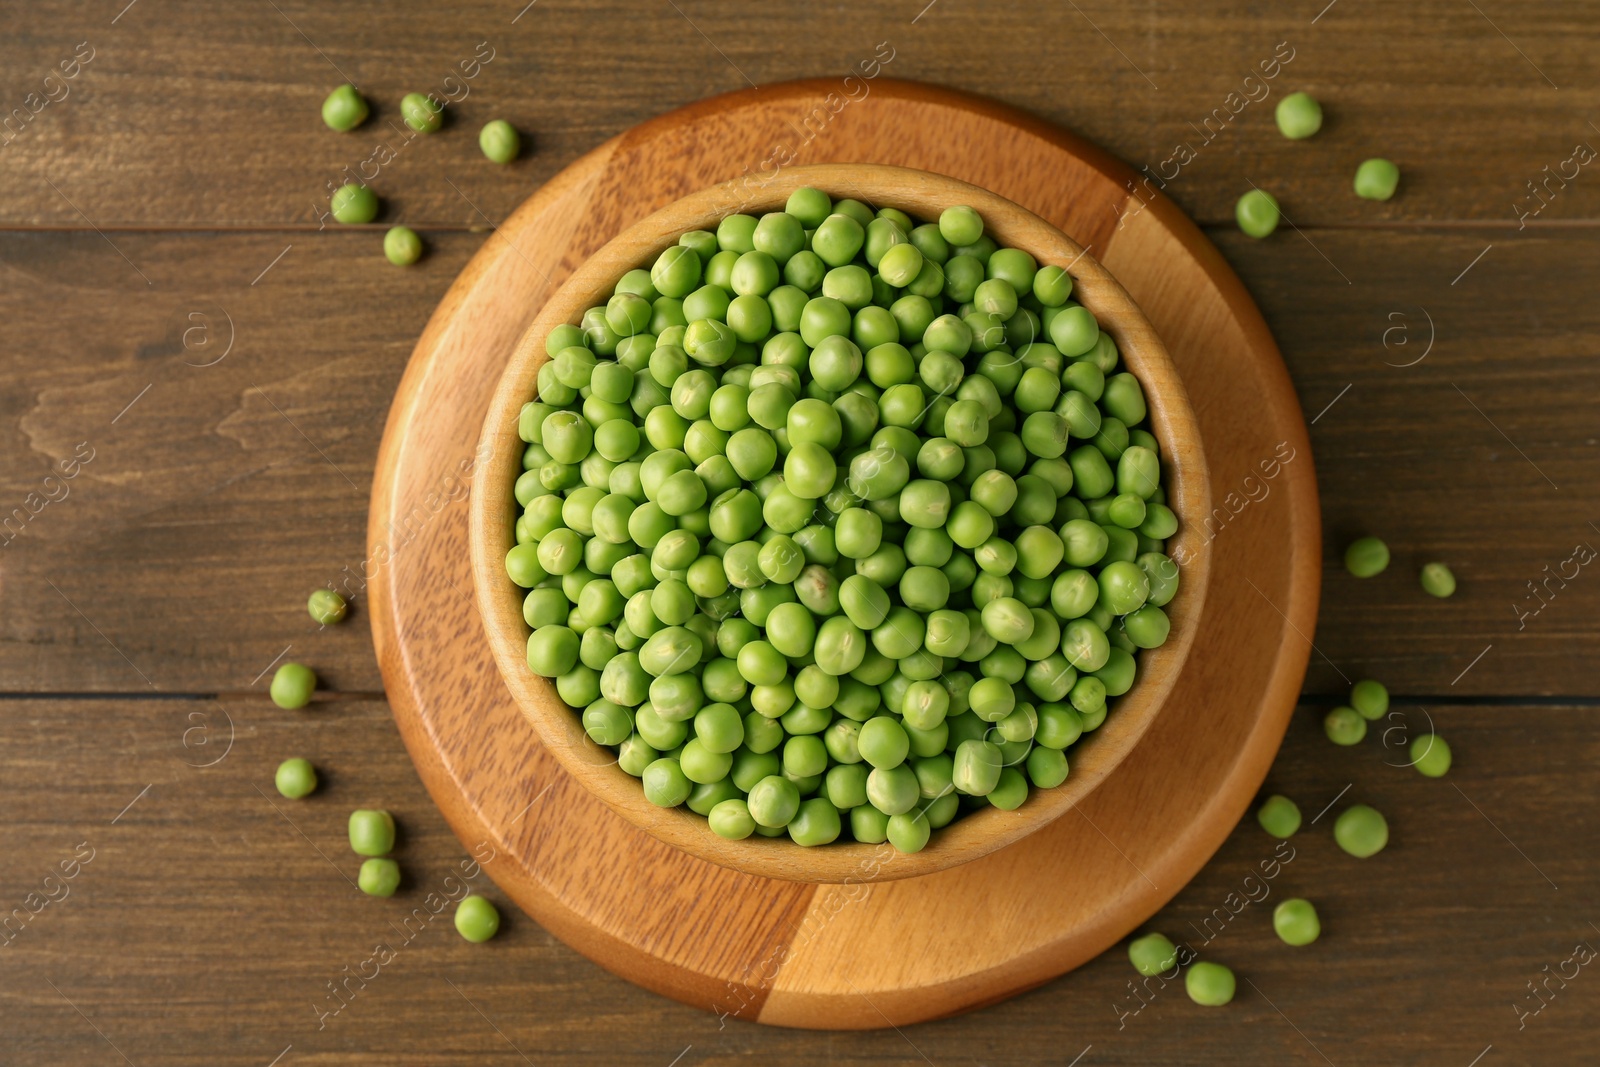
left=1256, top=794, right=1301, bottom=838
left=1121, top=605, right=1169, bottom=649
left=1035, top=703, right=1082, bottom=749
left=1235, top=189, right=1280, bottom=238
left=785, top=187, right=832, bottom=227
left=479, top=119, right=521, bottom=163
left=348, top=809, right=395, bottom=856
left=1324, top=705, right=1366, bottom=745
left=1033, top=264, right=1073, bottom=306
left=1059, top=616, right=1109, bottom=671
left=938, top=205, right=983, bottom=247
left=321, top=84, right=369, bottom=131
left=867, top=764, right=920, bottom=815
left=274, top=758, right=317, bottom=799
left=952, top=738, right=1002, bottom=795
left=987, top=767, right=1029, bottom=810
left=383, top=225, right=423, bottom=266
left=1354, top=158, right=1400, bottom=201
left=1333, top=803, right=1388, bottom=858
left=330, top=183, right=379, bottom=224
left=858, top=716, right=910, bottom=770
left=642, top=758, right=692, bottom=806
left=1047, top=306, right=1098, bottom=358
left=1420, top=561, right=1456, bottom=598
left=1185, top=961, right=1236, bottom=1006
left=270, top=663, right=317, bottom=709
left=1274, top=898, right=1321, bottom=946
left=1350, top=679, right=1388, bottom=720
left=788, top=797, right=842, bottom=846
left=454, top=895, right=501, bottom=943
left=1344, top=536, right=1390, bottom=577
left=812, top=214, right=865, bottom=267
left=357, top=857, right=401, bottom=898
left=306, top=588, right=348, bottom=626
left=1275, top=91, right=1322, bottom=139
left=747, top=774, right=801, bottom=827
left=400, top=92, right=443, bottom=133
left=709, top=798, right=756, bottom=840
left=716, top=214, right=758, bottom=253
left=1026, top=745, right=1068, bottom=788
left=1128, top=931, right=1178, bottom=977
left=886, top=809, right=931, bottom=853
left=1410, top=733, right=1452, bottom=777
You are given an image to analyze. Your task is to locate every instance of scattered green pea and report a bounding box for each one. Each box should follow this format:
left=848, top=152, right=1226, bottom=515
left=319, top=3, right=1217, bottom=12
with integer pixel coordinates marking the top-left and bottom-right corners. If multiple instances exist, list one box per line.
left=506, top=192, right=1183, bottom=852
left=479, top=119, right=521, bottom=164
left=1333, top=804, right=1388, bottom=858
left=400, top=92, right=443, bottom=133
left=321, top=84, right=369, bottom=131
left=1409, top=733, right=1452, bottom=778
left=455, top=895, right=500, bottom=942
left=308, top=588, right=348, bottom=625
left=270, top=663, right=317, bottom=709
left=1128, top=931, right=1178, bottom=977
left=384, top=226, right=423, bottom=266
left=1274, top=91, right=1322, bottom=140
left=1235, top=189, right=1280, bottom=238
left=1344, top=536, right=1389, bottom=577
left=1256, top=794, right=1301, bottom=838
left=1420, top=561, right=1456, bottom=598
left=348, top=809, right=396, bottom=857
left=1323, top=706, right=1366, bottom=746
left=1354, top=158, right=1400, bottom=201
left=358, top=857, right=401, bottom=897
left=1273, top=898, right=1320, bottom=946
left=1185, top=961, right=1236, bottom=1006
left=330, top=183, right=379, bottom=225
left=1349, top=679, right=1388, bottom=720
left=274, top=757, right=317, bottom=798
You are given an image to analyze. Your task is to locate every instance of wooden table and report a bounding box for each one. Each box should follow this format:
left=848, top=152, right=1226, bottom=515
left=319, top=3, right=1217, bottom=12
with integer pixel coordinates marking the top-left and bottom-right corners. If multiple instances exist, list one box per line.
left=2, top=2, right=1596, bottom=1063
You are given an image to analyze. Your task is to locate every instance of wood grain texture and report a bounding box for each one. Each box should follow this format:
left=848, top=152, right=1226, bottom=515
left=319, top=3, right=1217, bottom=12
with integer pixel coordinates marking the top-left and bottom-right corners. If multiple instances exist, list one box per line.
left=369, top=80, right=1314, bottom=1025
left=2, top=697, right=1593, bottom=1064
left=5, top=0, right=1600, bottom=227
left=473, top=162, right=1213, bottom=883
left=2, top=0, right=1599, bottom=1056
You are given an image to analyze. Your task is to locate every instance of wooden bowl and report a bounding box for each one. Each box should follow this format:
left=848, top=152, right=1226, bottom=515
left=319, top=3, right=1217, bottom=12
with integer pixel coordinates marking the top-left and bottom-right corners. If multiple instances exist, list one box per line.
left=471, top=163, right=1212, bottom=884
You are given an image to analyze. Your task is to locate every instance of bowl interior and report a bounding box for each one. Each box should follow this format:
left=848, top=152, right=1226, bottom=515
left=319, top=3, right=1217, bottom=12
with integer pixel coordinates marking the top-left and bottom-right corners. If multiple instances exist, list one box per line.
left=471, top=163, right=1212, bottom=884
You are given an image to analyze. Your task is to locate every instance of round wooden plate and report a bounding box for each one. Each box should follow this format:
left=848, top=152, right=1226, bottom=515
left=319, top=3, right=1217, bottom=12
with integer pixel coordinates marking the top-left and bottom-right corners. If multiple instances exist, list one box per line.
left=369, top=79, right=1319, bottom=1029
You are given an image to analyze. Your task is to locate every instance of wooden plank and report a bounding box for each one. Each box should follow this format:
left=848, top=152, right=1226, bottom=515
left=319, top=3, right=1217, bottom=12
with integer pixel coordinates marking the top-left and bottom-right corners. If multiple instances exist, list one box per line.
left=2, top=227, right=1595, bottom=695
left=3, top=1, right=1598, bottom=228
left=1221, top=227, right=1600, bottom=696
left=1, top=697, right=1591, bottom=1062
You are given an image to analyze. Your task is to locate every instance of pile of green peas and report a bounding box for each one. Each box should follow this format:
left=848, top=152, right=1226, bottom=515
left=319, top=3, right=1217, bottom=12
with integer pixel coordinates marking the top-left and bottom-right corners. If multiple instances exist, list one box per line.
left=506, top=189, right=1182, bottom=853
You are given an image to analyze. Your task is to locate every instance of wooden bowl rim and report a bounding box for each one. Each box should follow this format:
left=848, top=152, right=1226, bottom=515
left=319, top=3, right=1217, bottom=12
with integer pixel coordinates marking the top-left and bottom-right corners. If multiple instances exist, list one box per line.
left=470, top=162, right=1213, bottom=884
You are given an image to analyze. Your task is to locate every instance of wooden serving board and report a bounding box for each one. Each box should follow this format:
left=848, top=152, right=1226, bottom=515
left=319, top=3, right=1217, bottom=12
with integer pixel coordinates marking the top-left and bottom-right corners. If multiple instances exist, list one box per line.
left=368, top=79, right=1319, bottom=1030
